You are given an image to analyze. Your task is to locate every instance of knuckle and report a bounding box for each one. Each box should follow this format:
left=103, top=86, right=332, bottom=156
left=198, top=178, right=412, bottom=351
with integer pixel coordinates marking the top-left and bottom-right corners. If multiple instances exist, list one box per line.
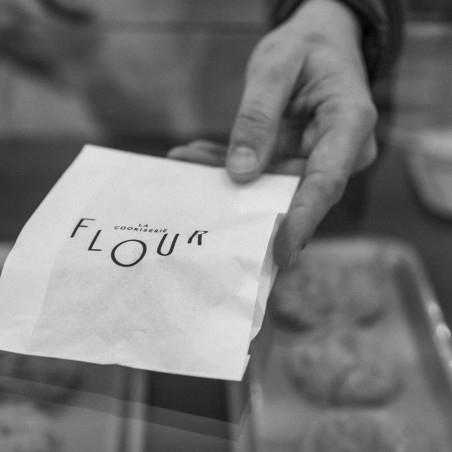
left=300, top=31, right=329, bottom=48
left=248, top=34, right=297, bottom=83
left=358, top=101, right=378, bottom=126
left=348, top=100, right=378, bottom=128
left=254, top=32, right=284, bottom=59
left=328, top=95, right=378, bottom=131
left=264, top=64, right=286, bottom=85
left=247, top=58, right=285, bottom=87
left=328, top=173, right=348, bottom=204
left=236, top=100, right=276, bottom=131
left=311, top=170, right=348, bottom=206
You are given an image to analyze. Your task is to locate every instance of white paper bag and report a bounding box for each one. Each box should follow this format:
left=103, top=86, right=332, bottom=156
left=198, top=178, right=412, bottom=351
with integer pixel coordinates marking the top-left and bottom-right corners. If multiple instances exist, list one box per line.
left=0, top=145, right=298, bottom=380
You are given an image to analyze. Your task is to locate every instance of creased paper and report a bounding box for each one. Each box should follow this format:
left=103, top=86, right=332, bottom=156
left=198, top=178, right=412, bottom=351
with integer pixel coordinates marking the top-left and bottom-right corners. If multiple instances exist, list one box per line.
left=0, top=145, right=298, bottom=380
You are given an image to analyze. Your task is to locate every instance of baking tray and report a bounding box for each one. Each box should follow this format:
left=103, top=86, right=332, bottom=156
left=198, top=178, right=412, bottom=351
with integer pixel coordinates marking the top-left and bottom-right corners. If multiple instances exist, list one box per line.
left=251, top=238, right=452, bottom=451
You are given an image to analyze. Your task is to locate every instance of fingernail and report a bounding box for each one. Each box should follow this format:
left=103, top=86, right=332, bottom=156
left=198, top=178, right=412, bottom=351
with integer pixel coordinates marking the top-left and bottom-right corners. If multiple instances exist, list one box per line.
left=228, top=146, right=259, bottom=173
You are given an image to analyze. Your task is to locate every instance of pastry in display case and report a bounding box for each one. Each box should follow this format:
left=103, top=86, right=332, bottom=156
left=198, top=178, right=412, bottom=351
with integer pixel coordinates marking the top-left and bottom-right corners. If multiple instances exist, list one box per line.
left=253, top=239, right=452, bottom=452
left=288, top=328, right=404, bottom=406
left=270, top=250, right=392, bottom=330
left=298, top=411, right=439, bottom=452
left=0, top=402, right=61, bottom=452
left=269, top=256, right=335, bottom=330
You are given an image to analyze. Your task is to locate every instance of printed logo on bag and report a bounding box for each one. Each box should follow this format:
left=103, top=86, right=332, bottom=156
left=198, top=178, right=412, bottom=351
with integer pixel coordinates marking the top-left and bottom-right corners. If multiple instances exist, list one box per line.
left=70, top=218, right=208, bottom=267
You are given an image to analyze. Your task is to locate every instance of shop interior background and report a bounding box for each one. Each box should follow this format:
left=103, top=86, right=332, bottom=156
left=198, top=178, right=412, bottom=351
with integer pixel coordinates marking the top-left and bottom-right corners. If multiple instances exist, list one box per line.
left=1, top=0, right=452, bottom=241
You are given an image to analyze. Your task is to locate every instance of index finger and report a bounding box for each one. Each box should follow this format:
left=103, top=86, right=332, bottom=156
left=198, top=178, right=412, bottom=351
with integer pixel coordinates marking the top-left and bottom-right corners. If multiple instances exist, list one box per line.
left=273, top=105, right=376, bottom=268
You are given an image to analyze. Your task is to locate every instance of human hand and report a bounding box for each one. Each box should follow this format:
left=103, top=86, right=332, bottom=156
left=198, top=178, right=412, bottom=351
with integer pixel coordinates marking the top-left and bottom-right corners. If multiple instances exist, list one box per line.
left=168, top=0, right=378, bottom=268
left=0, top=0, right=100, bottom=90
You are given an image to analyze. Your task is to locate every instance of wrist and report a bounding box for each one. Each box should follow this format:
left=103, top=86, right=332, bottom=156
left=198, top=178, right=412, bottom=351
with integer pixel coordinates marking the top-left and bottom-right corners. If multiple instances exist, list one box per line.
left=291, top=0, right=361, bottom=45
left=283, top=0, right=366, bottom=78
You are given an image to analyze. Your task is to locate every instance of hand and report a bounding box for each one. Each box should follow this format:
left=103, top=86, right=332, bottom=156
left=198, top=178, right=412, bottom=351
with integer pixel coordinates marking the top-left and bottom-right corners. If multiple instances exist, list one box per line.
left=169, top=0, right=378, bottom=268
left=0, top=0, right=100, bottom=90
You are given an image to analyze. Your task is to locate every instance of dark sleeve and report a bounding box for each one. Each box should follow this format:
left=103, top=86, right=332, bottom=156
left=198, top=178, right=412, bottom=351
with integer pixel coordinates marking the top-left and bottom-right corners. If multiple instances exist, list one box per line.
left=267, top=0, right=405, bottom=83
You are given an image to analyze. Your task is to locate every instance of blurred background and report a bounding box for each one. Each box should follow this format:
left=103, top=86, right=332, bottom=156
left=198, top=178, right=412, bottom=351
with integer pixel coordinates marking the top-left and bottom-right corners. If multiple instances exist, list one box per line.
left=0, top=0, right=265, bottom=143
left=1, top=0, right=452, bottom=240
left=1, top=0, right=452, bottom=138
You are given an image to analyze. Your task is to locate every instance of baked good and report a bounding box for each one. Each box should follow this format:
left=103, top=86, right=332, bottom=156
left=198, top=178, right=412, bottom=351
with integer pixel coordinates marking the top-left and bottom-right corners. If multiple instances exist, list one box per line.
left=335, top=354, right=403, bottom=406
left=288, top=330, right=404, bottom=406
left=0, top=402, right=61, bottom=452
left=270, top=255, right=335, bottom=330
left=299, top=412, right=403, bottom=452
left=338, top=262, right=391, bottom=326
left=270, top=252, right=390, bottom=331
left=299, top=412, right=440, bottom=452
left=289, top=330, right=357, bottom=405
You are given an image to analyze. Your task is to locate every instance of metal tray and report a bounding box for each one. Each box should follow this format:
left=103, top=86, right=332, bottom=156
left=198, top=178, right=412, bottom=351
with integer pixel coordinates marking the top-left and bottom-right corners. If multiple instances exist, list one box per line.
left=251, top=238, right=452, bottom=451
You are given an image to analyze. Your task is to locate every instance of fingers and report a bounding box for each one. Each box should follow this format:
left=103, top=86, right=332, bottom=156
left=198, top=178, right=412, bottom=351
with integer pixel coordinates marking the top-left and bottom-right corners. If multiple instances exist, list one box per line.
left=167, top=140, right=227, bottom=167
left=274, top=103, right=377, bottom=268
left=271, top=158, right=307, bottom=177
left=168, top=139, right=309, bottom=178
left=226, top=33, right=302, bottom=183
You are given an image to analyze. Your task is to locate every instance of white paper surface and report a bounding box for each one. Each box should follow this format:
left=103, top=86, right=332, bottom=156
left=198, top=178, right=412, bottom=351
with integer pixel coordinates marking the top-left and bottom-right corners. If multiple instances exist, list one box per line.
left=0, top=145, right=298, bottom=380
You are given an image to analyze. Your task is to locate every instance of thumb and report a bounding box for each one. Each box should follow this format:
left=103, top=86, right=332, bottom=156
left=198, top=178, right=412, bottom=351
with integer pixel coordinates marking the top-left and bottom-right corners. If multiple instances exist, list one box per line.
left=227, top=40, right=296, bottom=182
